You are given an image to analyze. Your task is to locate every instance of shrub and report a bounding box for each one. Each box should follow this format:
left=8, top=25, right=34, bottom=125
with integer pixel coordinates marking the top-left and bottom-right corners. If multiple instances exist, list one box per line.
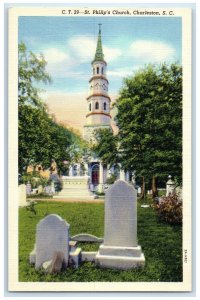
left=21, top=171, right=51, bottom=188
left=26, top=201, right=37, bottom=215
left=106, top=174, right=117, bottom=184
left=155, top=194, right=182, bottom=225
left=27, top=193, right=53, bottom=199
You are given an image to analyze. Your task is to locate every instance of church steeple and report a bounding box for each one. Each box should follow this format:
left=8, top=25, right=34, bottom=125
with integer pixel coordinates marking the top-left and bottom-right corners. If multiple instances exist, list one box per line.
left=83, top=24, right=112, bottom=142
left=93, top=24, right=104, bottom=62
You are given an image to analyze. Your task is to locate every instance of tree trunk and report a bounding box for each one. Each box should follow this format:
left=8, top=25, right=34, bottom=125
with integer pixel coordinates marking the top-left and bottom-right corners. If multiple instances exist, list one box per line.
left=141, top=176, right=146, bottom=199
left=152, top=175, right=158, bottom=198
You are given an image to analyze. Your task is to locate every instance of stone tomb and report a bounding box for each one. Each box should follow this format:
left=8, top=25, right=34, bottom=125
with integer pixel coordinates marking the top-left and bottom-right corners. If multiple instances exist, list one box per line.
left=35, top=214, right=70, bottom=269
left=53, top=176, right=94, bottom=199
left=96, top=180, right=145, bottom=269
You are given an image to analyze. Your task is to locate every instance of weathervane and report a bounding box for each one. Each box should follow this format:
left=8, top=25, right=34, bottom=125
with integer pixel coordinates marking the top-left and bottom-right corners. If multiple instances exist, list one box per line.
left=98, top=23, right=102, bottom=33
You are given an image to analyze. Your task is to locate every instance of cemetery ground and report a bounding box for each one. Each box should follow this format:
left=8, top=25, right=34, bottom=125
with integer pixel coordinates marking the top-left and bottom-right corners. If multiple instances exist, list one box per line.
left=19, top=198, right=182, bottom=282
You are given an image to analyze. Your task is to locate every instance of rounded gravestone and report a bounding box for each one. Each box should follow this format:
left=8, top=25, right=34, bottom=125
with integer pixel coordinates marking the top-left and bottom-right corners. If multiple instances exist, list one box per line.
left=35, top=214, right=70, bottom=269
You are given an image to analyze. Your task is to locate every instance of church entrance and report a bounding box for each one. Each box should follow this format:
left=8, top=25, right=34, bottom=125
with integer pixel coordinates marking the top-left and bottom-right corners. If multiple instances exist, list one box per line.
left=91, top=163, right=99, bottom=185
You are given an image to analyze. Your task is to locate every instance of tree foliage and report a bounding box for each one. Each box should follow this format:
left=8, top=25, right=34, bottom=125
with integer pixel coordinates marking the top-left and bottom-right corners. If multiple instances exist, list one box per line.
left=92, top=128, right=119, bottom=166
left=18, top=42, right=51, bottom=108
left=18, top=105, right=75, bottom=172
left=18, top=42, right=85, bottom=174
left=115, top=63, right=182, bottom=193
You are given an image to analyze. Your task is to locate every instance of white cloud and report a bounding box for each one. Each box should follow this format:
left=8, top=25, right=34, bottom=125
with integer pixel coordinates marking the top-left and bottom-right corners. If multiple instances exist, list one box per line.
left=68, top=36, right=96, bottom=62
left=40, top=36, right=122, bottom=78
left=67, top=36, right=122, bottom=63
left=128, top=40, right=176, bottom=63
left=104, top=46, right=122, bottom=62
left=107, top=68, right=133, bottom=78
left=43, top=48, right=69, bottom=64
left=107, top=65, right=144, bottom=78
left=42, top=48, right=73, bottom=78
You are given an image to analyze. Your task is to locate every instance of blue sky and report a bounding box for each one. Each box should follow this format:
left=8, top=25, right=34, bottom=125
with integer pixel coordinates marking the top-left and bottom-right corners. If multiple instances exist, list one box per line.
left=19, top=16, right=182, bottom=94
left=18, top=16, right=182, bottom=132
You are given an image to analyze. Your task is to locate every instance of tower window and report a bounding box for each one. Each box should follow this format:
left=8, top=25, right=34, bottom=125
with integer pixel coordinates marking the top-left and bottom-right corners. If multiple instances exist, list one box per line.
left=103, top=102, right=107, bottom=110
left=97, top=67, right=99, bottom=74
left=95, top=102, right=99, bottom=109
left=89, top=103, right=91, bottom=111
left=102, top=67, right=104, bottom=74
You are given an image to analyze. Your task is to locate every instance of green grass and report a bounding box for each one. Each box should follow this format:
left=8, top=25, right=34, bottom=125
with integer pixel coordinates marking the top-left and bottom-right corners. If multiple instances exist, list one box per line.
left=19, top=199, right=182, bottom=282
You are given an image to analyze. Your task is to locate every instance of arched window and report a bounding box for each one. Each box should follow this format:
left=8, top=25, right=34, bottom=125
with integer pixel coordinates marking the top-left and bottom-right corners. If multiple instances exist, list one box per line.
left=95, top=102, right=99, bottom=109
left=97, top=67, right=99, bottom=74
left=89, top=103, right=91, bottom=111
left=103, top=102, right=107, bottom=110
left=101, top=67, right=104, bottom=74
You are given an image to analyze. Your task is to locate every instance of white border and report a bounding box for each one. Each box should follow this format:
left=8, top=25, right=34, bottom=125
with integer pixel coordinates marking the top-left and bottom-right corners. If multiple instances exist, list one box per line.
left=7, top=5, right=192, bottom=293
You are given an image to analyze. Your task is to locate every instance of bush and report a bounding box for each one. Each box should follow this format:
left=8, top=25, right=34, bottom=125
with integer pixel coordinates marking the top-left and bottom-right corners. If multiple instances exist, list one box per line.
left=21, top=171, right=51, bottom=188
left=25, top=201, right=37, bottom=215
left=155, top=194, right=182, bottom=225
left=106, top=174, right=117, bottom=184
left=27, top=193, right=53, bottom=199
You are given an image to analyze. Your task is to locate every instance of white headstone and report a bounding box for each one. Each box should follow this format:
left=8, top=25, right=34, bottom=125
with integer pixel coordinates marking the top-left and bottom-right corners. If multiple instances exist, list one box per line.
left=35, top=214, right=69, bottom=269
left=38, top=185, right=43, bottom=194
left=166, top=175, right=175, bottom=196
left=26, top=183, right=32, bottom=195
left=18, top=184, right=27, bottom=207
left=137, top=187, right=141, bottom=194
left=96, top=180, right=145, bottom=269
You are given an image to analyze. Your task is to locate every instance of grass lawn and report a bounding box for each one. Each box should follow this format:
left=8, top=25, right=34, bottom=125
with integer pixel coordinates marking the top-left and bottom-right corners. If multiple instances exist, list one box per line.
left=19, top=199, right=182, bottom=282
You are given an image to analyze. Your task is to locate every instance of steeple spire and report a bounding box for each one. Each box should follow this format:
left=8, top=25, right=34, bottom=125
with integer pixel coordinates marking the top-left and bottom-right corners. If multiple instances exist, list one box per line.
left=94, top=23, right=104, bottom=62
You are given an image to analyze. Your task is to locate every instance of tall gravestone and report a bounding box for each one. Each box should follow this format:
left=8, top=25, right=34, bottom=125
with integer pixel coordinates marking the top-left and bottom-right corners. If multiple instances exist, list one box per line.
left=96, top=180, right=145, bottom=269
left=18, top=184, right=27, bottom=207
left=35, top=214, right=70, bottom=269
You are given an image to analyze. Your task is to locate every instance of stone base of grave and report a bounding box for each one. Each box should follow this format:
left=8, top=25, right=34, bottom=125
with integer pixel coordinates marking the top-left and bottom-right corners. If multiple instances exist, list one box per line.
left=95, top=244, right=145, bottom=270
left=69, top=240, right=82, bottom=269
left=53, top=176, right=95, bottom=199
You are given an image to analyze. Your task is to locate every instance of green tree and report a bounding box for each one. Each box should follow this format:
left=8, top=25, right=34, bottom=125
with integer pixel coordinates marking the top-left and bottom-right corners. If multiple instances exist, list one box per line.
left=18, top=42, right=51, bottom=108
left=92, top=128, right=119, bottom=166
left=115, top=63, right=182, bottom=197
left=18, top=42, right=85, bottom=174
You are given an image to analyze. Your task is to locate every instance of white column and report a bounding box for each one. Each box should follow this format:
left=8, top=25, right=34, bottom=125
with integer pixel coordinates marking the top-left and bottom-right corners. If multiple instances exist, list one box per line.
left=99, top=162, right=104, bottom=193
left=120, top=169, right=125, bottom=180
left=106, top=164, right=111, bottom=179
left=69, top=166, right=73, bottom=176
left=84, top=163, right=89, bottom=176
left=77, top=163, right=80, bottom=176
left=125, top=171, right=130, bottom=182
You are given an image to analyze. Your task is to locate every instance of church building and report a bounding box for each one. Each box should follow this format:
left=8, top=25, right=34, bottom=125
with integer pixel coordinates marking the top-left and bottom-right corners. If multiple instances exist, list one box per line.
left=55, top=25, right=130, bottom=198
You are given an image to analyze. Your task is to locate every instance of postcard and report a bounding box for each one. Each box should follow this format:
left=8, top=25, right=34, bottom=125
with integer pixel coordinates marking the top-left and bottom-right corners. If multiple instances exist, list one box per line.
left=8, top=6, right=192, bottom=292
